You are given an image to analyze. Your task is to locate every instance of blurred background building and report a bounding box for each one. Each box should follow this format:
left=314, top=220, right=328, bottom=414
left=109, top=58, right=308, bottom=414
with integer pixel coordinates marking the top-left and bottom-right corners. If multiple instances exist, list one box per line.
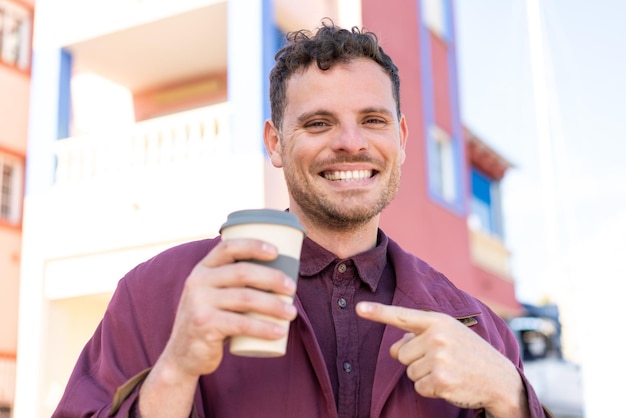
left=0, top=0, right=587, bottom=417
left=0, top=0, right=32, bottom=416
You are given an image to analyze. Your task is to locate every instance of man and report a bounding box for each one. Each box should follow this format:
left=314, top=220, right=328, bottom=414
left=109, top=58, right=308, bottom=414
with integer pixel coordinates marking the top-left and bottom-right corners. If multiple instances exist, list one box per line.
left=53, top=20, right=550, bottom=417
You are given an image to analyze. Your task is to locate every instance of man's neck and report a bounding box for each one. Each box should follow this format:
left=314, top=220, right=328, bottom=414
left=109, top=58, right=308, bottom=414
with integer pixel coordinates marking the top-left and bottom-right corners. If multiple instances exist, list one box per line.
left=289, top=208, right=380, bottom=259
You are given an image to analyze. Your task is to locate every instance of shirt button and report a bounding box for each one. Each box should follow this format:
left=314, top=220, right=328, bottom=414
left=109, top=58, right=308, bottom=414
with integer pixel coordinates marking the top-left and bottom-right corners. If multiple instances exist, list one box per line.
left=337, top=298, right=347, bottom=309
left=337, top=263, right=347, bottom=273
left=343, top=362, right=353, bottom=373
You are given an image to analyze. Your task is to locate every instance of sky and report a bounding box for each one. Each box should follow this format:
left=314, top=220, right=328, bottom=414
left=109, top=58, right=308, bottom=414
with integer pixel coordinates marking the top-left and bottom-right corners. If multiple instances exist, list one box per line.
left=454, top=0, right=626, bottom=304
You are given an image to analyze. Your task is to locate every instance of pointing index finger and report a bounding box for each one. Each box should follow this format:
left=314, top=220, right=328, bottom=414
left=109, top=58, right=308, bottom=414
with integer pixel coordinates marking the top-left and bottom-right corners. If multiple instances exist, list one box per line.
left=356, top=302, right=435, bottom=334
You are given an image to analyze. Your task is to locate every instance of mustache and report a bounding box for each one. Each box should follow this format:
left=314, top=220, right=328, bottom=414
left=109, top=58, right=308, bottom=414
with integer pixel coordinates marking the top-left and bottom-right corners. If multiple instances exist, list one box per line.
left=310, top=154, right=382, bottom=171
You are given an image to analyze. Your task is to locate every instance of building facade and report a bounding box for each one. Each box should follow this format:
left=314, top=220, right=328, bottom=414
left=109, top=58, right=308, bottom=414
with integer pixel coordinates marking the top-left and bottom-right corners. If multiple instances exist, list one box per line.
left=0, top=0, right=31, bottom=416
left=15, top=0, right=518, bottom=416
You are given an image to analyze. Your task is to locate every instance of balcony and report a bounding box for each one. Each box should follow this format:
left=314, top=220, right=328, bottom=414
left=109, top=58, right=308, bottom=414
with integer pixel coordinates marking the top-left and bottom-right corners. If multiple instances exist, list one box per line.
left=41, top=103, right=269, bottom=300
left=47, top=0, right=227, bottom=93
left=54, top=103, right=230, bottom=186
left=469, top=227, right=512, bottom=279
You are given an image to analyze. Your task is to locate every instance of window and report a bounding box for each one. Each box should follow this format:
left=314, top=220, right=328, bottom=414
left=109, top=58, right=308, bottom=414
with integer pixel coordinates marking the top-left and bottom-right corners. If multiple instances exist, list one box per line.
left=0, top=0, right=32, bottom=71
left=469, top=168, right=503, bottom=238
left=0, top=153, right=23, bottom=225
left=429, top=125, right=457, bottom=203
left=421, top=0, right=447, bottom=40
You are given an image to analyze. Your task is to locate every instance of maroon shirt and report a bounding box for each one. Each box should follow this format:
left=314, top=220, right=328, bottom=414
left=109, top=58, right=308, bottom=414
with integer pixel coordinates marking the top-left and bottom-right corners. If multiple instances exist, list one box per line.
left=52, top=231, right=550, bottom=417
left=298, top=232, right=394, bottom=417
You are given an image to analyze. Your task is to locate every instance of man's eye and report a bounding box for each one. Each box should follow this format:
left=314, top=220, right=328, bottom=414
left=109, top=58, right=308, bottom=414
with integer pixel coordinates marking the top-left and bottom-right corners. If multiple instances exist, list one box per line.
left=306, top=121, right=329, bottom=128
left=365, top=118, right=386, bottom=124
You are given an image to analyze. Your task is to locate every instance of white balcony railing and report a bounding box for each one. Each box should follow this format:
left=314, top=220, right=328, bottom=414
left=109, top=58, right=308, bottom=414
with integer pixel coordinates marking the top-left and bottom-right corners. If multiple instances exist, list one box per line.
left=53, top=103, right=230, bottom=186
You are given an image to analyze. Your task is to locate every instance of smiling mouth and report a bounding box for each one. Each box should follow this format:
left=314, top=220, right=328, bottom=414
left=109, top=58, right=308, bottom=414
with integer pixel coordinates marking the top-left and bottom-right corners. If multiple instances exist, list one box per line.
left=322, top=170, right=375, bottom=181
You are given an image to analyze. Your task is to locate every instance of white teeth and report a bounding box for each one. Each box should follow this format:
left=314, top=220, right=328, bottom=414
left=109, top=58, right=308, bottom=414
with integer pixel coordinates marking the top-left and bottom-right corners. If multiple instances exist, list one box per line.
left=323, top=170, right=373, bottom=181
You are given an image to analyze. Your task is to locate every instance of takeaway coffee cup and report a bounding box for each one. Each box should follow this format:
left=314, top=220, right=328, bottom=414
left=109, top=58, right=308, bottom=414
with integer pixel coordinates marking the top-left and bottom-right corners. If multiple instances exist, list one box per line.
left=219, top=209, right=306, bottom=357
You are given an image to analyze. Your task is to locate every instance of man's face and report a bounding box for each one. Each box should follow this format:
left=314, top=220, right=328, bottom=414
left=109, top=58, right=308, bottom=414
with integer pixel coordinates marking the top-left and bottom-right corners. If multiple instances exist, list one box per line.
left=265, top=58, right=408, bottom=231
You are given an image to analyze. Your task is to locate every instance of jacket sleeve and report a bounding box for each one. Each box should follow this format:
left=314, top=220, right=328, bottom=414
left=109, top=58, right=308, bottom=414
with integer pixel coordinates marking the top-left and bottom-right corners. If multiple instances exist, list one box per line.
left=518, top=369, right=555, bottom=418
left=482, top=308, right=553, bottom=418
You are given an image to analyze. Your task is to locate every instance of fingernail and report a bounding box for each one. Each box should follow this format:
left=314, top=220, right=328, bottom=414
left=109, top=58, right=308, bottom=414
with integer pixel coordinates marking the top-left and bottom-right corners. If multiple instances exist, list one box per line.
left=357, top=302, right=373, bottom=314
left=273, top=324, right=287, bottom=336
left=284, top=277, right=296, bottom=292
left=284, top=303, right=297, bottom=316
left=262, top=242, right=277, bottom=253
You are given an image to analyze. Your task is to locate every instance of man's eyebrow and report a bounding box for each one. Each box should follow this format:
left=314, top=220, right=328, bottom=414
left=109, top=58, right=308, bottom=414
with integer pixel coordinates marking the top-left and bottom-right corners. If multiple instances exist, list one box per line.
left=361, top=107, right=395, bottom=118
left=296, top=110, right=334, bottom=124
left=296, top=107, right=395, bottom=124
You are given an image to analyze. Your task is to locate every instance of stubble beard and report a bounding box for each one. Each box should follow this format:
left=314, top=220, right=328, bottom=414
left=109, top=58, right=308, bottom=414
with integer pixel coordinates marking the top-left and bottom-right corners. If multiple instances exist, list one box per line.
left=284, top=164, right=402, bottom=232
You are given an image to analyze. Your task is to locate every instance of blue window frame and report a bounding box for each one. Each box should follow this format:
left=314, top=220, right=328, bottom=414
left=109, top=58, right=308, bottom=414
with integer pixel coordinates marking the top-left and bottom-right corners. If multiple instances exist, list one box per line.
left=419, top=0, right=465, bottom=215
left=427, top=125, right=458, bottom=205
left=470, top=168, right=504, bottom=238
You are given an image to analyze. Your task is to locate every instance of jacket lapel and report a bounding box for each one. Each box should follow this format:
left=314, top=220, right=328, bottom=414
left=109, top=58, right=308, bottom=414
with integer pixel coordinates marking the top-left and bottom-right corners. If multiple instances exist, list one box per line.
left=370, top=239, right=483, bottom=417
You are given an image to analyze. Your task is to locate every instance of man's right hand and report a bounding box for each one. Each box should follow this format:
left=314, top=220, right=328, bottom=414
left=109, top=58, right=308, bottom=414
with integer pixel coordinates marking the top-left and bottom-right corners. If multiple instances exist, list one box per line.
left=138, top=238, right=298, bottom=417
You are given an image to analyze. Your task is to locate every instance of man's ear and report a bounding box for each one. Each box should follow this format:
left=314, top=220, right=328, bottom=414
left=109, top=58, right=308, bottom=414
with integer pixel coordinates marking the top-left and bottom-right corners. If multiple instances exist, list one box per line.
left=263, top=120, right=284, bottom=168
left=398, top=114, right=408, bottom=165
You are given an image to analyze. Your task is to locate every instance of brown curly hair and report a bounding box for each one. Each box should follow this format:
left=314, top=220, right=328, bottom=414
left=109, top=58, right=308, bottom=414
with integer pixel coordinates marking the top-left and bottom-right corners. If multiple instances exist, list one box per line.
left=269, top=18, right=401, bottom=131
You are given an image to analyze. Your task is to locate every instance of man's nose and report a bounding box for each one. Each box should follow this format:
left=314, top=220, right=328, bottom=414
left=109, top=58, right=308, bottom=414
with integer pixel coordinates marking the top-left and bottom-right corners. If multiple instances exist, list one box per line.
left=330, top=124, right=369, bottom=153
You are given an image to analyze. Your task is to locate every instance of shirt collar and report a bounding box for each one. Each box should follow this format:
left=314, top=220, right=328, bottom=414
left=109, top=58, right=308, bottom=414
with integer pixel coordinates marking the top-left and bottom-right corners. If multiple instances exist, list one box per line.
left=299, top=229, right=389, bottom=292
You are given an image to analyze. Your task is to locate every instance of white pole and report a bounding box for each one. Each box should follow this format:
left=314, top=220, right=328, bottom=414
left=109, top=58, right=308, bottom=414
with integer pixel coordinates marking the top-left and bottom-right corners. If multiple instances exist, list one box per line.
left=526, top=0, right=560, bottom=261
